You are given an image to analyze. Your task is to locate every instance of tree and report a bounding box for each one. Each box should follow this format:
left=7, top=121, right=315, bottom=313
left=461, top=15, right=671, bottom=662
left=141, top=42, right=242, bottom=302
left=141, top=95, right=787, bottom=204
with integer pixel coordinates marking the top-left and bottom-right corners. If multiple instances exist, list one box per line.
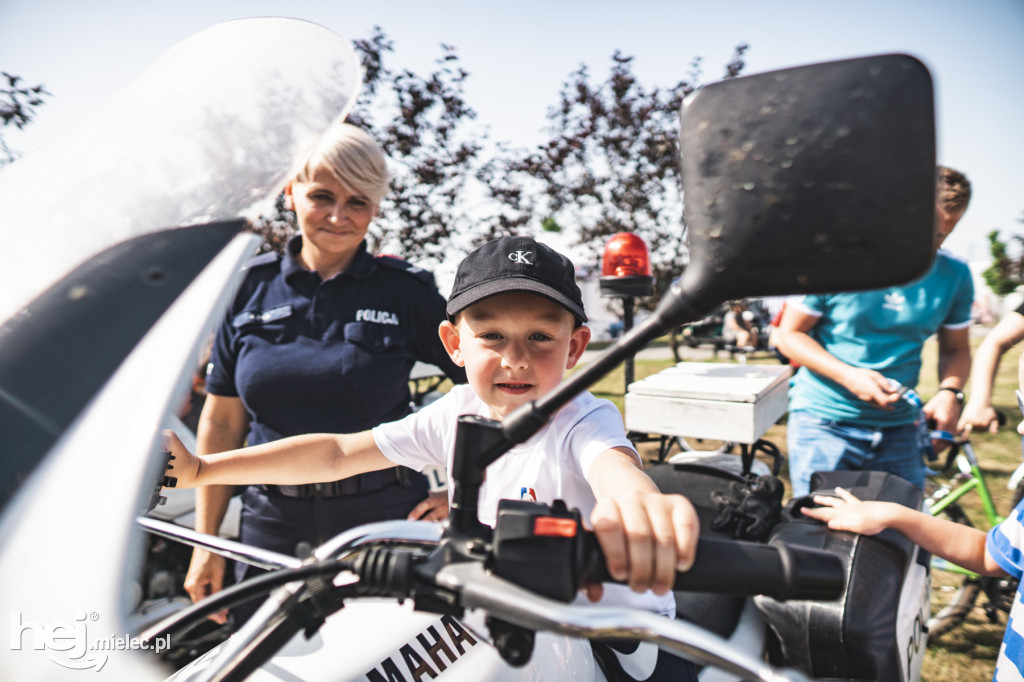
left=483, top=45, right=749, bottom=314
left=0, top=72, right=51, bottom=165
left=248, top=27, right=487, bottom=268
left=983, top=224, right=1024, bottom=296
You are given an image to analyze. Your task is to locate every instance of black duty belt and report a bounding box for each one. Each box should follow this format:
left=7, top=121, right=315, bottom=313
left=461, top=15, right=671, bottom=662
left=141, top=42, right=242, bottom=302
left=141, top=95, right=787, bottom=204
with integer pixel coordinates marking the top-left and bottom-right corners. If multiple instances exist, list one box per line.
left=261, top=468, right=412, bottom=498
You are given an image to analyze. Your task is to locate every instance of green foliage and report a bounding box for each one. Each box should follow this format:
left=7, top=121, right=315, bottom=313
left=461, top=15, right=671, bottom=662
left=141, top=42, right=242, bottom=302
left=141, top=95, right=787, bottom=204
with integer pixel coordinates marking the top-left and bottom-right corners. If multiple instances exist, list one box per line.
left=0, top=71, right=51, bottom=164
left=248, top=27, right=487, bottom=264
left=982, top=229, right=1023, bottom=296
left=541, top=217, right=562, bottom=233
left=484, top=45, right=749, bottom=311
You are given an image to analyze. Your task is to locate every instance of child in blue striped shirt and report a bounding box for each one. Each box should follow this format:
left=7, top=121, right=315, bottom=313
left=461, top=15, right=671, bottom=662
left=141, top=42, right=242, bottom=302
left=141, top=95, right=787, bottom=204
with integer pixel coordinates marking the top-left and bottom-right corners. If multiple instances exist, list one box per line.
left=803, top=355, right=1024, bottom=681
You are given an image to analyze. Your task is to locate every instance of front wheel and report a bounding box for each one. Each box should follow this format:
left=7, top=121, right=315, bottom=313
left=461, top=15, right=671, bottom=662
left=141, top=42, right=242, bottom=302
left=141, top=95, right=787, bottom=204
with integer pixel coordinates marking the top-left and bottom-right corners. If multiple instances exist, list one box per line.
left=927, top=502, right=982, bottom=638
left=1012, top=476, right=1024, bottom=510
left=928, top=577, right=982, bottom=638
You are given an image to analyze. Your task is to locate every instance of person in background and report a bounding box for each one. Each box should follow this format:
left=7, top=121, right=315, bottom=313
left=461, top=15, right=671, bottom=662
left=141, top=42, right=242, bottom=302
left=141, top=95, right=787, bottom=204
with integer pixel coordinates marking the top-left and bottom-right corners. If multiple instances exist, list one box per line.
left=773, top=166, right=974, bottom=497
left=960, top=305, right=1024, bottom=434
left=176, top=337, right=212, bottom=436
left=722, top=300, right=755, bottom=350
left=802, top=352, right=1024, bottom=682
left=185, top=122, right=466, bottom=624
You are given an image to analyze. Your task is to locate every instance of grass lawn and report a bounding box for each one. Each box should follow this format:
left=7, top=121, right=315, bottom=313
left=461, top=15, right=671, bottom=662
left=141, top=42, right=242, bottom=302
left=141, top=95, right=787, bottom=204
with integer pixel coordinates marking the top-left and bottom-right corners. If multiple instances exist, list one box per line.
left=581, top=335, right=1020, bottom=681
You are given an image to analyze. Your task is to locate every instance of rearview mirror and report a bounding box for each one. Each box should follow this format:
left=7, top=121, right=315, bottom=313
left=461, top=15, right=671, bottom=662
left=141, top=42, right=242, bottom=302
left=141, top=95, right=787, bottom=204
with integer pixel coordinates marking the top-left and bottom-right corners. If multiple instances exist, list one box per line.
left=666, top=53, right=936, bottom=326
left=506, top=53, right=939, bottom=444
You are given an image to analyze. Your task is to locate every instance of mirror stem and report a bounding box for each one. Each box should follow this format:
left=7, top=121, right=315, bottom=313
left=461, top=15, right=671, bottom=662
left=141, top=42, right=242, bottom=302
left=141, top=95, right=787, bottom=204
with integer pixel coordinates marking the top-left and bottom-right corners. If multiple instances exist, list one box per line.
left=503, top=314, right=665, bottom=445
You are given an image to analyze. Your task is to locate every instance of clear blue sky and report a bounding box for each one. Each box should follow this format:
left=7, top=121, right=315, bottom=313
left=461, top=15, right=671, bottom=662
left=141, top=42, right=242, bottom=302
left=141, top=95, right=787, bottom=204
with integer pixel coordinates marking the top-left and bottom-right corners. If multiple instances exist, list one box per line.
left=2, top=0, right=1021, bottom=262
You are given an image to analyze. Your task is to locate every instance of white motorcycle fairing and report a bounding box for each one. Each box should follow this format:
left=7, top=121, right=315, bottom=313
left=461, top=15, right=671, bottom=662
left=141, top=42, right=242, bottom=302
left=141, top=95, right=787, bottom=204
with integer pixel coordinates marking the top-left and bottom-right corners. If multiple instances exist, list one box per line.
left=0, top=17, right=360, bottom=681
left=170, top=600, right=604, bottom=682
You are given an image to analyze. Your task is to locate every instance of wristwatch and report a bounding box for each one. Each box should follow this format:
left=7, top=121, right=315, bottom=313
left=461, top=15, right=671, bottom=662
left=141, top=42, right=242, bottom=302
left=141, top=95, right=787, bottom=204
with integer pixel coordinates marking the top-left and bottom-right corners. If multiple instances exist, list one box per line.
left=938, top=386, right=965, bottom=405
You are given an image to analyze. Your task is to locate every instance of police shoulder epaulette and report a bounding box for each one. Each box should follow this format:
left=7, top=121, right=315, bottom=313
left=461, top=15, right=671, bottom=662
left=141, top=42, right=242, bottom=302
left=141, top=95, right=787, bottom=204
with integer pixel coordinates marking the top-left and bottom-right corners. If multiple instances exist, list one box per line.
left=247, top=250, right=283, bottom=269
left=375, top=255, right=435, bottom=286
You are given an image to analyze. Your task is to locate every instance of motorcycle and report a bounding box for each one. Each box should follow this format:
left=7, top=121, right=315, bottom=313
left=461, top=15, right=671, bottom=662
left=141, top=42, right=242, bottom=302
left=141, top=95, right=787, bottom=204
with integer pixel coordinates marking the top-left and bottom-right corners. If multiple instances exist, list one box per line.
left=148, top=42, right=938, bottom=682
left=0, top=16, right=939, bottom=681
left=134, top=362, right=452, bottom=666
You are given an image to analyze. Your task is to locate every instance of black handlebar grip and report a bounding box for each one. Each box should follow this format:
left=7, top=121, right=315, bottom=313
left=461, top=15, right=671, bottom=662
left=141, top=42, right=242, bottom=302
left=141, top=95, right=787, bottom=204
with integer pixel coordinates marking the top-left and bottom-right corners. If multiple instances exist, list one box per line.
left=583, top=535, right=844, bottom=602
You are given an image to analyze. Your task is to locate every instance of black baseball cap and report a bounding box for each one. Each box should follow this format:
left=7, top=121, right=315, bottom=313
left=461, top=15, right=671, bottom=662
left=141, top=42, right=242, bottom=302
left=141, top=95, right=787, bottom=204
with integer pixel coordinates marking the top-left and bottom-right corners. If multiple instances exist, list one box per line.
left=446, top=236, right=588, bottom=323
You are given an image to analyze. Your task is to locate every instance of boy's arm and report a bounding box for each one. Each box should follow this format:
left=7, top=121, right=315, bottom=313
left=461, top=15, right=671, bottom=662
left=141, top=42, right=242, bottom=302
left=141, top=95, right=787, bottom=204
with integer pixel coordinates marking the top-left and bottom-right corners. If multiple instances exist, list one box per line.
left=926, top=325, right=971, bottom=435
left=164, top=430, right=394, bottom=488
left=771, top=305, right=901, bottom=409
left=587, top=447, right=699, bottom=596
left=960, top=311, right=1024, bottom=433
left=802, top=487, right=1005, bottom=576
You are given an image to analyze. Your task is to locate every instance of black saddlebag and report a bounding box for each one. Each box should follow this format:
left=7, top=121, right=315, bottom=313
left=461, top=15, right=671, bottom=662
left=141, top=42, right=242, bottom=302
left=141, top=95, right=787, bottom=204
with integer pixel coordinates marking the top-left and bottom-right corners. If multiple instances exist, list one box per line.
left=754, top=469, right=931, bottom=681
left=646, top=453, right=778, bottom=639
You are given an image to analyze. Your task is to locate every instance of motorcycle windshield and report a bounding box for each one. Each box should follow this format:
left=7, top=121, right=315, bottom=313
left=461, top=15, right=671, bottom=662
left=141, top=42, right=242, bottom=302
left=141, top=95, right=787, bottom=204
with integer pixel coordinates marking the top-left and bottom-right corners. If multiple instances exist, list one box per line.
left=0, top=19, right=362, bottom=681
left=0, top=17, right=360, bottom=516
left=0, top=16, right=360, bottom=326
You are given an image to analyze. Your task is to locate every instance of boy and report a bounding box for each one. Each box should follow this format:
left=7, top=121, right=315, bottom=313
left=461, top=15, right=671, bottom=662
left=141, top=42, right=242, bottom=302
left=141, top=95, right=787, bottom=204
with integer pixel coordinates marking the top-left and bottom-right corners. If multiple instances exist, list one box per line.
left=166, top=235, right=700, bottom=680
left=773, top=165, right=974, bottom=496
left=802, top=354, right=1024, bottom=681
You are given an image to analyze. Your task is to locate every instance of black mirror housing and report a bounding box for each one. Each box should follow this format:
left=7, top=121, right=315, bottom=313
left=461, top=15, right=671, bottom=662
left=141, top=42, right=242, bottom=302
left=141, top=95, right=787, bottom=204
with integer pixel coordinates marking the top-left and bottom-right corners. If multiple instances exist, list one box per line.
left=668, top=54, right=936, bottom=325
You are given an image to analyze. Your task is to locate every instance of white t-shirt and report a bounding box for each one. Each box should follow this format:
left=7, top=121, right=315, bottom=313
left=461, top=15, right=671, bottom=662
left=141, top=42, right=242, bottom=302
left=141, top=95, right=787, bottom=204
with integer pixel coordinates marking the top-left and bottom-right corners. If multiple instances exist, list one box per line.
left=373, top=384, right=675, bottom=617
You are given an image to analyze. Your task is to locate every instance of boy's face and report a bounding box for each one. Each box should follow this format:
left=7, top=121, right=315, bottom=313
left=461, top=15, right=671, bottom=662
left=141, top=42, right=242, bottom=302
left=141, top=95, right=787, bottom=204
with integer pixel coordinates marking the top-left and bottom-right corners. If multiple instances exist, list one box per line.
left=439, top=291, right=591, bottom=420
left=934, top=202, right=965, bottom=250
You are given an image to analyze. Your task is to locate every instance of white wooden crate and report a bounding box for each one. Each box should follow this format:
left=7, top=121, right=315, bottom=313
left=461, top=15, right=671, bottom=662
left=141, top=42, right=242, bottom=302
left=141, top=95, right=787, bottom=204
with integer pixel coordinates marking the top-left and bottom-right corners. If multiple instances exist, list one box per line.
left=625, top=362, right=791, bottom=444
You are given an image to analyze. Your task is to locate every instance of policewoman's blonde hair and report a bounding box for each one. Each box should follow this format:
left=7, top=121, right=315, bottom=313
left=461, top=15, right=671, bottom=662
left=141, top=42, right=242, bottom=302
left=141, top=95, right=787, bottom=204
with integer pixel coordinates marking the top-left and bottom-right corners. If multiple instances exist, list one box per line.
left=289, top=123, right=392, bottom=205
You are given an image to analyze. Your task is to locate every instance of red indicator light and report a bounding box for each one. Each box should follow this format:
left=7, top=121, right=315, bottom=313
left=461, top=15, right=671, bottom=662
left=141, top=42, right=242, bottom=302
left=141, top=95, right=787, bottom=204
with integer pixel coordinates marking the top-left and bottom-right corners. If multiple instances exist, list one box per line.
left=601, top=232, right=652, bottom=278
left=534, top=517, right=578, bottom=538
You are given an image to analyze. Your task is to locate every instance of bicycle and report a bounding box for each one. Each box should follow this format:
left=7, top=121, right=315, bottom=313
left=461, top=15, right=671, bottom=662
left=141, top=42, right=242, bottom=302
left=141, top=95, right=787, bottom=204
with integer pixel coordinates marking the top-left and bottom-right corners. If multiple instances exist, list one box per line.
left=923, top=423, right=1024, bottom=637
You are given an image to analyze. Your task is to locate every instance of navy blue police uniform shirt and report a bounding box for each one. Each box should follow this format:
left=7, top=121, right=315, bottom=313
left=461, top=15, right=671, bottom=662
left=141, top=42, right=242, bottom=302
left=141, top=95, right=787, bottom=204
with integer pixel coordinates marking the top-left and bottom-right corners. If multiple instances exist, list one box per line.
left=205, top=236, right=466, bottom=446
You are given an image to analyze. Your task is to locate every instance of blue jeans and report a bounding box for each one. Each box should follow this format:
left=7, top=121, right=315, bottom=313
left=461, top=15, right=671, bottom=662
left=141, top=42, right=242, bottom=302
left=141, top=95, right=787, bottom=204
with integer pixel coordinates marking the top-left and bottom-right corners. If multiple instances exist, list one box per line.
left=786, top=410, right=926, bottom=497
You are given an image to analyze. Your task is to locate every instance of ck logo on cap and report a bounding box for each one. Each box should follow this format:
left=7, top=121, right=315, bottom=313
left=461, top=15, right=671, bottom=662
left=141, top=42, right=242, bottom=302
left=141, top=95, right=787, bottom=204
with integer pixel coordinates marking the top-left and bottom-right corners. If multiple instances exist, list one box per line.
left=508, top=250, right=533, bottom=265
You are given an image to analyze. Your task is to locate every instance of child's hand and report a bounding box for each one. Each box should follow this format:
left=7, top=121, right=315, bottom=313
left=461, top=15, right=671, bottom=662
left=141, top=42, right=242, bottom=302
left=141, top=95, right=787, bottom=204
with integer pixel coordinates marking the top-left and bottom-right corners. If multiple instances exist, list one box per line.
left=959, top=402, right=1000, bottom=435
left=162, top=430, right=201, bottom=488
left=800, top=487, right=893, bottom=536
left=588, top=491, right=699, bottom=600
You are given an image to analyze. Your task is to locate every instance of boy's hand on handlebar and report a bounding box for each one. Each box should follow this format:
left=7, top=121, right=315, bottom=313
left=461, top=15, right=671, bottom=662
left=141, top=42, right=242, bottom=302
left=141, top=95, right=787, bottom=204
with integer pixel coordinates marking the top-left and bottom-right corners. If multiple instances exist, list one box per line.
left=589, top=491, right=699, bottom=598
left=958, top=401, right=1000, bottom=435
left=923, top=392, right=962, bottom=436
left=162, top=430, right=201, bottom=488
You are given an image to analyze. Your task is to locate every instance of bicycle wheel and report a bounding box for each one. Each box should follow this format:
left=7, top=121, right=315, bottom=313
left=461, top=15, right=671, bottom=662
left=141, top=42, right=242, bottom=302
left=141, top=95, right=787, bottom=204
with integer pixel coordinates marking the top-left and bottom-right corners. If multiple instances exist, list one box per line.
left=927, top=502, right=983, bottom=638
left=1012, top=477, right=1024, bottom=510
left=984, top=575, right=1018, bottom=617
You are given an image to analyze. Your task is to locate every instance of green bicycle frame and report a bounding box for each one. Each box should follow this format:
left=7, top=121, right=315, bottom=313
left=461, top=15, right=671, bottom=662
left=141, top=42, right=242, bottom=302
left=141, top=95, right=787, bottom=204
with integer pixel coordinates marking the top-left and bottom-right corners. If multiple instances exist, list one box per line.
left=927, top=439, right=1004, bottom=578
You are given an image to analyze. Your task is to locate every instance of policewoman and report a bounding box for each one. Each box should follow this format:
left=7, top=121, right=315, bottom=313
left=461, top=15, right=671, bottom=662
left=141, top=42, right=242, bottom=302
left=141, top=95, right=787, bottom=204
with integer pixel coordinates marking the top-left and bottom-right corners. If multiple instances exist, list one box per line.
left=184, top=123, right=466, bottom=624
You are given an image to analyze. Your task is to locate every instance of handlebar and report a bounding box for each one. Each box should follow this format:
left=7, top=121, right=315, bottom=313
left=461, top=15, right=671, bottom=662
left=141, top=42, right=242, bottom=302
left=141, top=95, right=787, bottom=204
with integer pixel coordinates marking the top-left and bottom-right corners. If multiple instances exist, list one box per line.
left=583, top=534, right=844, bottom=602
left=484, top=498, right=844, bottom=604
left=140, top=505, right=841, bottom=682
left=441, top=561, right=813, bottom=681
